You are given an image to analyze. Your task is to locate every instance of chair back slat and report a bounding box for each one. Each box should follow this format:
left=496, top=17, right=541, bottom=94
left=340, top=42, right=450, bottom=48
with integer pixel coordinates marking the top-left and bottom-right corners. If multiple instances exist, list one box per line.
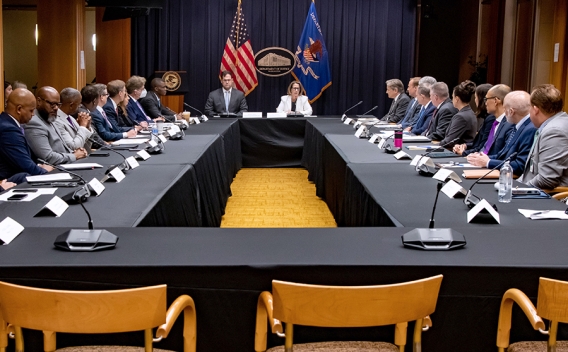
left=0, top=282, right=166, bottom=333
left=272, top=275, right=442, bottom=327
left=538, top=277, right=568, bottom=323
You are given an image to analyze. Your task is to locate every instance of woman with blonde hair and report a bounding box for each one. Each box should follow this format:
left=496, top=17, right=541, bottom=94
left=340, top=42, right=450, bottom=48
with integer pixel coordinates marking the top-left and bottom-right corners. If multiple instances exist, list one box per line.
left=276, top=81, right=312, bottom=116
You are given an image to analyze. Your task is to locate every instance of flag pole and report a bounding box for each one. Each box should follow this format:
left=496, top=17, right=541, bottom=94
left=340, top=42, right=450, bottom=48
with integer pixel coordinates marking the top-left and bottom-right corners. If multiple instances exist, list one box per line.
left=235, top=0, right=242, bottom=70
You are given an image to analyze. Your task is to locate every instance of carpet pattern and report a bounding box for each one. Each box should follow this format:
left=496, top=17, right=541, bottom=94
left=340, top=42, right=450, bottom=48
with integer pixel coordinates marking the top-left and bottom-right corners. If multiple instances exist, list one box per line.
left=221, top=168, right=337, bottom=228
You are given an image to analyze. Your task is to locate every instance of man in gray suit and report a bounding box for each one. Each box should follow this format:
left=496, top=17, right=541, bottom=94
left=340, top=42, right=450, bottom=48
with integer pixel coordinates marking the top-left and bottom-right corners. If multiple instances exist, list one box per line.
left=54, top=87, right=92, bottom=151
left=204, top=70, right=248, bottom=118
left=380, top=78, right=410, bottom=123
left=521, top=84, right=568, bottom=189
left=24, top=86, right=87, bottom=165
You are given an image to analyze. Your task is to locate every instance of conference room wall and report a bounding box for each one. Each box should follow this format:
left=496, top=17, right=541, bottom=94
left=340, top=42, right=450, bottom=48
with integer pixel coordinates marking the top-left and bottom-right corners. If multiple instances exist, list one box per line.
left=131, top=0, right=416, bottom=116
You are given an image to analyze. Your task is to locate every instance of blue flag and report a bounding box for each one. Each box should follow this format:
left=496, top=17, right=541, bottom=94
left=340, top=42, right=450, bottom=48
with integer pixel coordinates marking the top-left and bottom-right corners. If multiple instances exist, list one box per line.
left=291, top=2, right=332, bottom=103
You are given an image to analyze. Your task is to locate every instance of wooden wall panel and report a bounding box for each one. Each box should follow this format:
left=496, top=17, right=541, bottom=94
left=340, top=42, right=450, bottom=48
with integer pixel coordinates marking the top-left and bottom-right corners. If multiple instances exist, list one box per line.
left=0, top=0, right=4, bottom=108
left=551, top=0, right=567, bottom=109
left=37, top=0, right=85, bottom=91
left=162, top=95, right=183, bottom=113
left=95, top=8, right=131, bottom=84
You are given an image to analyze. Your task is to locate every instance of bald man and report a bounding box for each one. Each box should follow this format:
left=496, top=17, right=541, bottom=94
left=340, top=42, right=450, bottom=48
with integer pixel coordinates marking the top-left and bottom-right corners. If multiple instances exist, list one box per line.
left=0, top=88, right=53, bottom=183
left=24, top=86, right=87, bottom=165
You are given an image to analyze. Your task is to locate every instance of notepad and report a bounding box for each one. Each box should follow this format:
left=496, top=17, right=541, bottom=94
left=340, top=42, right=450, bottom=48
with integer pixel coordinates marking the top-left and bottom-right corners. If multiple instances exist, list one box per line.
left=26, top=173, right=72, bottom=182
left=59, top=163, right=103, bottom=170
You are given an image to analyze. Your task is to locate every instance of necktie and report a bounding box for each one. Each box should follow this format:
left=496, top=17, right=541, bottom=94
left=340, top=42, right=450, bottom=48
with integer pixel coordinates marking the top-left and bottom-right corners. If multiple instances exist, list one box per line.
left=401, top=99, right=416, bottom=124
left=482, top=120, right=500, bottom=154
left=425, top=108, right=439, bottom=134
left=135, top=100, right=151, bottom=121
left=67, top=116, right=77, bottom=131
left=524, top=130, right=541, bottom=174
left=225, top=91, right=230, bottom=112
left=504, top=128, right=517, bottom=149
left=20, top=126, right=25, bottom=135
left=101, top=110, right=112, bottom=127
left=157, top=96, right=161, bottom=107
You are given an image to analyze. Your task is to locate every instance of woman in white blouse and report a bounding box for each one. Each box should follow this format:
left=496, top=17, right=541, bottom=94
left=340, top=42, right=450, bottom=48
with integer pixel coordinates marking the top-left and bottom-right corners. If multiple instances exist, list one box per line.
left=276, top=81, right=313, bottom=116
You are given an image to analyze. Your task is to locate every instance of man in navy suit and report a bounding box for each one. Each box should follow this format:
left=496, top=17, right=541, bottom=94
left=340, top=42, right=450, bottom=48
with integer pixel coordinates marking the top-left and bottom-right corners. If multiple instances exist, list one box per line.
left=400, top=77, right=422, bottom=129
left=0, top=88, right=53, bottom=182
left=408, top=85, right=436, bottom=135
left=380, top=79, right=410, bottom=123
left=467, top=91, right=537, bottom=176
left=90, top=84, right=136, bottom=142
left=126, top=75, right=164, bottom=125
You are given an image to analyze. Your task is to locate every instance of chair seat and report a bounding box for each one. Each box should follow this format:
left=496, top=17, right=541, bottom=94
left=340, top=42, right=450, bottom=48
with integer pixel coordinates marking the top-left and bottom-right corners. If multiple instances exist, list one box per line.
left=56, top=346, right=174, bottom=352
left=509, top=340, right=568, bottom=352
left=266, top=341, right=399, bottom=352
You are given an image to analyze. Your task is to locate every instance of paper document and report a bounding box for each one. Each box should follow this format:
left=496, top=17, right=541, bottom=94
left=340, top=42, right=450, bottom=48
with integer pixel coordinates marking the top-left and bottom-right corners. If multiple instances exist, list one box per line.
left=0, top=188, right=57, bottom=202
left=406, top=145, right=439, bottom=150
left=440, top=163, right=479, bottom=168
left=112, top=139, right=149, bottom=145
left=518, top=209, right=568, bottom=220
left=59, top=163, right=103, bottom=170
left=26, top=173, right=72, bottom=183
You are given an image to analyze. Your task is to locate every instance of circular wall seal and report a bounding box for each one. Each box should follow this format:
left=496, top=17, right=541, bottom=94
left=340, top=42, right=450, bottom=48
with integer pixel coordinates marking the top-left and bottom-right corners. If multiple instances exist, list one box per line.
left=254, top=47, right=295, bottom=77
left=162, top=71, right=182, bottom=91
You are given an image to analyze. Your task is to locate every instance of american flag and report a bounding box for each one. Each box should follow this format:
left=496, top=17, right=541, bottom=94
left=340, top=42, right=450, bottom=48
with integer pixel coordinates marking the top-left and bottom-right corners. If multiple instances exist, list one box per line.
left=220, top=0, right=258, bottom=96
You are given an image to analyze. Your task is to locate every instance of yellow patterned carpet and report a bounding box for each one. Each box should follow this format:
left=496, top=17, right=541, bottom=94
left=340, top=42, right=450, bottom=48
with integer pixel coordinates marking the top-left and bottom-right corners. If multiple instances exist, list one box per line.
left=221, top=168, right=337, bottom=228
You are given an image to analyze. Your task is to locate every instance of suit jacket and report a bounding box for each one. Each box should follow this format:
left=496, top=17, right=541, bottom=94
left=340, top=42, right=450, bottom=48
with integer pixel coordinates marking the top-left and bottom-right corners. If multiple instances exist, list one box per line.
left=522, top=111, right=568, bottom=189
left=381, top=93, right=410, bottom=123
left=400, top=98, right=421, bottom=129
left=104, top=99, right=133, bottom=132
left=91, top=108, right=124, bottom=142
left=440, top=105, right=477, bottom=147
left=127, top=97, right=153, bottom=124
left=276, top=95, right=313, bottom=115
left=0, top=112, right=47, bottom=179
left=24, top=111, right=76, bottom=165
left=204, top=88, right=248, bottom=118
left=53, top=109, right=92, bottom=151
left=410, top=102, right=436, bottom=135
left=488, top=117, right=536, bottom=176
left=462, top=114, right=495, bottom=156
left=140, top=92, right=176, bottom=122
left=426, top=99, right=458, bottom=140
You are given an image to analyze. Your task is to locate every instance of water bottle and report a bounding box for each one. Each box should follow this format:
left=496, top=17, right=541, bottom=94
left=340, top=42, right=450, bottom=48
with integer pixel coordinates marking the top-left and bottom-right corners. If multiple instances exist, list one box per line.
left=151, top=123, right=159, bottom=141
left=498, top=160, right=513, bottom=203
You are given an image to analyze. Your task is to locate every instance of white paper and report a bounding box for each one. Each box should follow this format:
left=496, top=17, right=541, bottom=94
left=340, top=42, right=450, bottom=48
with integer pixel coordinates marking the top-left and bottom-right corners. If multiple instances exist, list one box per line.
left=441, top=180, right=467, bottom=198
left=433, top=169, right=462, bottom=183
left=439, top=163, right=478, bottom=168
left=343, top=118, right=353, bottom=125
left=112, top=139, right=149, bottom=145
left=148, top=140, right=158, bottom=148
left=467, top=199, right=500, bottom=224
left=410, top=155, right=423, bottom=166
left=354, top=126, right=366, bottom=138
left=267, top=112, right=286, bottom=118
left=191, top=117, right=201, bottom=124
left=137, top=150, right=151, bottom=160
left=406, top=145, right=439, bottom=150
left=109, top=168, right=125, bottom=183
left=243, top=112, right=262, bottom=118
left=26, top=173, right=72, bottom=183
left=341, top=114, right=347, bottom=121
left=168, top=125, right=181, bottom=133
left=59, top=163, right=103, bottom=170
left=368, top=134, right=380, bottom=144
left=125, top=156, right=139, bottom=169
left=403, top=135, right=430, bottom=141
left=201, top=115, right=209, bottom=121
left=418, top=157, right=435, bottom=168
left=353, top=121, right=363, bottom=129
left=378, top=138, right=387, bottom=149
left=0, top=217, right=24, bottom=245
left=393, top=151, right=411, bottom=160
left=44, top=196, right=69, bottom=217
left=0, top=188, right=55, bottom=202
left=158, top=135, right=168, bottom=143
left=518, top=209, right=568, bottom=220
left=88, top=178, right=105, bottom=196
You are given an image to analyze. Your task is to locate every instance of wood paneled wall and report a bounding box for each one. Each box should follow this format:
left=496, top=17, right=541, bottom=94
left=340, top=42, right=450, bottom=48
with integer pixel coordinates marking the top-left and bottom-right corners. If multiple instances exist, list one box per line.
left=37, top=0, right=85, bottom=91
left=0, top=0, right=4, bottom=108
left=551, top=0, right=567, bottom=108
left=95, top=8, right=130, bottom=84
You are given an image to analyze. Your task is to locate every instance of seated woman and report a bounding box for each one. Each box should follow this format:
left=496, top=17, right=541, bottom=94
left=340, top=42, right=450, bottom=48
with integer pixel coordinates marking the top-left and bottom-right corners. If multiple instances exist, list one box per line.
left=117, top=94, right=140, bottom=128
left=440, top=80, right=478, bottom=148
left=276, top=81, right=313, bottom=116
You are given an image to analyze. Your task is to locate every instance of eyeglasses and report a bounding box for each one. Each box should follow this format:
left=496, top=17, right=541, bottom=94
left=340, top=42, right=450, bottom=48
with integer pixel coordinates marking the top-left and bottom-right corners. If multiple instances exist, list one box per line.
left=291, top=87, right=300, bottom=90
left=484, top=96, right=497, bottom=102
left=101, top=93, right=109, bottom=97
left=38, top=97, right=62, bottom=108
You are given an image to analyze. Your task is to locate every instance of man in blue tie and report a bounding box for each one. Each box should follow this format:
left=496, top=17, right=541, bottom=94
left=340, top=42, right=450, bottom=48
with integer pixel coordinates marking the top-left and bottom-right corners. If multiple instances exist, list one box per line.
left=400, top=77, right=422, bottom=129
left=126, top=75, right=165, bottom=125
left=467, top=91, right=537, bottom=176
left=204, top=71, right=248, bottom=118
left=0, top=88, right=53, bottom=183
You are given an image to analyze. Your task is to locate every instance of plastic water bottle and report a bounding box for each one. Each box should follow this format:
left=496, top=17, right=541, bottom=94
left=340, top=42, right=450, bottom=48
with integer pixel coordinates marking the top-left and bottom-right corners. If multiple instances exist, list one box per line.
left=151, top=123, right=159, bottom=141
left=498, top=160, right=513, bottom=203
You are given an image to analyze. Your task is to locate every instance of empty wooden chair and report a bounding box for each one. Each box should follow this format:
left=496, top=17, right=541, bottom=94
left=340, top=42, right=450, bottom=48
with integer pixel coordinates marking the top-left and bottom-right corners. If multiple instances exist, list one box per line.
left=0, top=281, right=196, bottom=352
left=497, top=277, right=568, bottom=351
left=255, top=275, right=443, bottom=352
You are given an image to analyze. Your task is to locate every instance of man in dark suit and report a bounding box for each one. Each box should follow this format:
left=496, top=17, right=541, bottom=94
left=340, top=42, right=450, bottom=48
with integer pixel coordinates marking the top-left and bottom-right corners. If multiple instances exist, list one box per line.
left=125, top=75, right=164, bottom=125
left=204, top=70, right=248, bottom=118
left=104, top=80, right=141, bottom=130
left=140, top=78, right=182, bottom=122
left=90, top=84, right=137, bottom=142
left=0, top=88, right=53, bottom=182
left=380, top=79, right=410, bottom=123
left=408, top=85, right=436, bottom=135
left=424, top=82, right=458, bottom=140
left=467, top=91, right=537, bottom=176
left=400, top=77, right=422, bottom=129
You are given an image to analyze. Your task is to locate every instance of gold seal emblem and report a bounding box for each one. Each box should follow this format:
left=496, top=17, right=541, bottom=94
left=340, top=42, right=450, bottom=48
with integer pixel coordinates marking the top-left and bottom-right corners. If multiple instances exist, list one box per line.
left=162, top=71, right=181, bottom=91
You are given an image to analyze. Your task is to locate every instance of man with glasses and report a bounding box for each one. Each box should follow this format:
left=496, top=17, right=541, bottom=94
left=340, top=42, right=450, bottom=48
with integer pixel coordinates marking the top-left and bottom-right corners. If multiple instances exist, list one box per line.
left=204, top=71, right=248, bottom=118
left=91, top=84, right=137, bottom=142
left=24, top=86, right=87, bottom=165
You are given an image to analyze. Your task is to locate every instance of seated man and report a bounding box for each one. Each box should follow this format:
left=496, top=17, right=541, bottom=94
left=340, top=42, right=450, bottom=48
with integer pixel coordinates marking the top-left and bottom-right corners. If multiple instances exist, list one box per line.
left=54, top=87, right=92, bottom=151
left=407, top=85, right=436, bottom=135
left=423, top=82, right=458, bottom=140
left=0, top=88, right=53, bottom=182
left=24, top=86, right=87, bottom=165
left=399, top=77, right=422, bottom=129
left=103, top=80, right=141, bottom=129
left=380, top=79, right=410, bottom=123
left=90, top=84, right=137, bottom=142
left=204, top=70, right=248, bottom=118
left=467, top=91, right=537, bottom=176
left=126, top=75, right=164, bottom=125
left=140, top=78, right=182, bottom=122
left=521, top=84, right=568, bottom=189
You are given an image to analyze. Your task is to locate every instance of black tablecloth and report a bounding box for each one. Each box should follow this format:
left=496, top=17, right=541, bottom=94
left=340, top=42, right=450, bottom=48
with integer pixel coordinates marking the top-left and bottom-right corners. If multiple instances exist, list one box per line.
left=2, top=227, right=568, bottom=352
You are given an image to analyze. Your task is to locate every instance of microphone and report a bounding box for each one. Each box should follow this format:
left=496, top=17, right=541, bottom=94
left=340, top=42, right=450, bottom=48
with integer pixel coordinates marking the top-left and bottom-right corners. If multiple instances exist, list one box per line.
left=184, top=102, right=207, bottom=121
left=343, top=101, right=363, bottom=115
left=360, top=105, right=378, bottom=116
left=37, top=159, right=90, bottom=204
left=421, top=138, right=460, bottom=157
left=414, top=138, right=460, bottom=176
left=429, top=182, right=444, bottom=229
left=464, top=152, right=518, bottom=208
left=89, top=139, right=131, bottom=174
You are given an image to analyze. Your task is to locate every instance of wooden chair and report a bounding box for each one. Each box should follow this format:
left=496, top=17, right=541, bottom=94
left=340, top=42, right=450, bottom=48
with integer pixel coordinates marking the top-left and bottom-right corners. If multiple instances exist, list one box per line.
left=543, top=186, right=568, bottom=202
left=497, top=277, right=568, bottom=352
left=255, top=275, right=443, bottom=352
left=0, top=281, right=196, bottom=352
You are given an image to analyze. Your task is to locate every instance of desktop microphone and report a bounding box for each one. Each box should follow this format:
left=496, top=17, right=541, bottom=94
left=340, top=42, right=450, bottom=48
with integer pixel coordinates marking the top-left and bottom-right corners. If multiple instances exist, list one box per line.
left=414, top=138, right=459, bottom=176
left=429, top=181, right=444, bottom=229
left=184, top=102, right=207, bottom=121
left=37, top=159, right=90, bottom=203
left=421, top=138, right=460, bottom=157
left=359, top=106, right=378, bottom=116
left=464, top=152, right=518, bottom=208
left=89, top=139, right=131, bottom=174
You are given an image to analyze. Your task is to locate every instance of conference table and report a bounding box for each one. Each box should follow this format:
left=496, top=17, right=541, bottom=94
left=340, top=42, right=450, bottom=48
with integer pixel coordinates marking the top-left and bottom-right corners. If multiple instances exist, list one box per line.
left=1, top=117, right=567, bottom=352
